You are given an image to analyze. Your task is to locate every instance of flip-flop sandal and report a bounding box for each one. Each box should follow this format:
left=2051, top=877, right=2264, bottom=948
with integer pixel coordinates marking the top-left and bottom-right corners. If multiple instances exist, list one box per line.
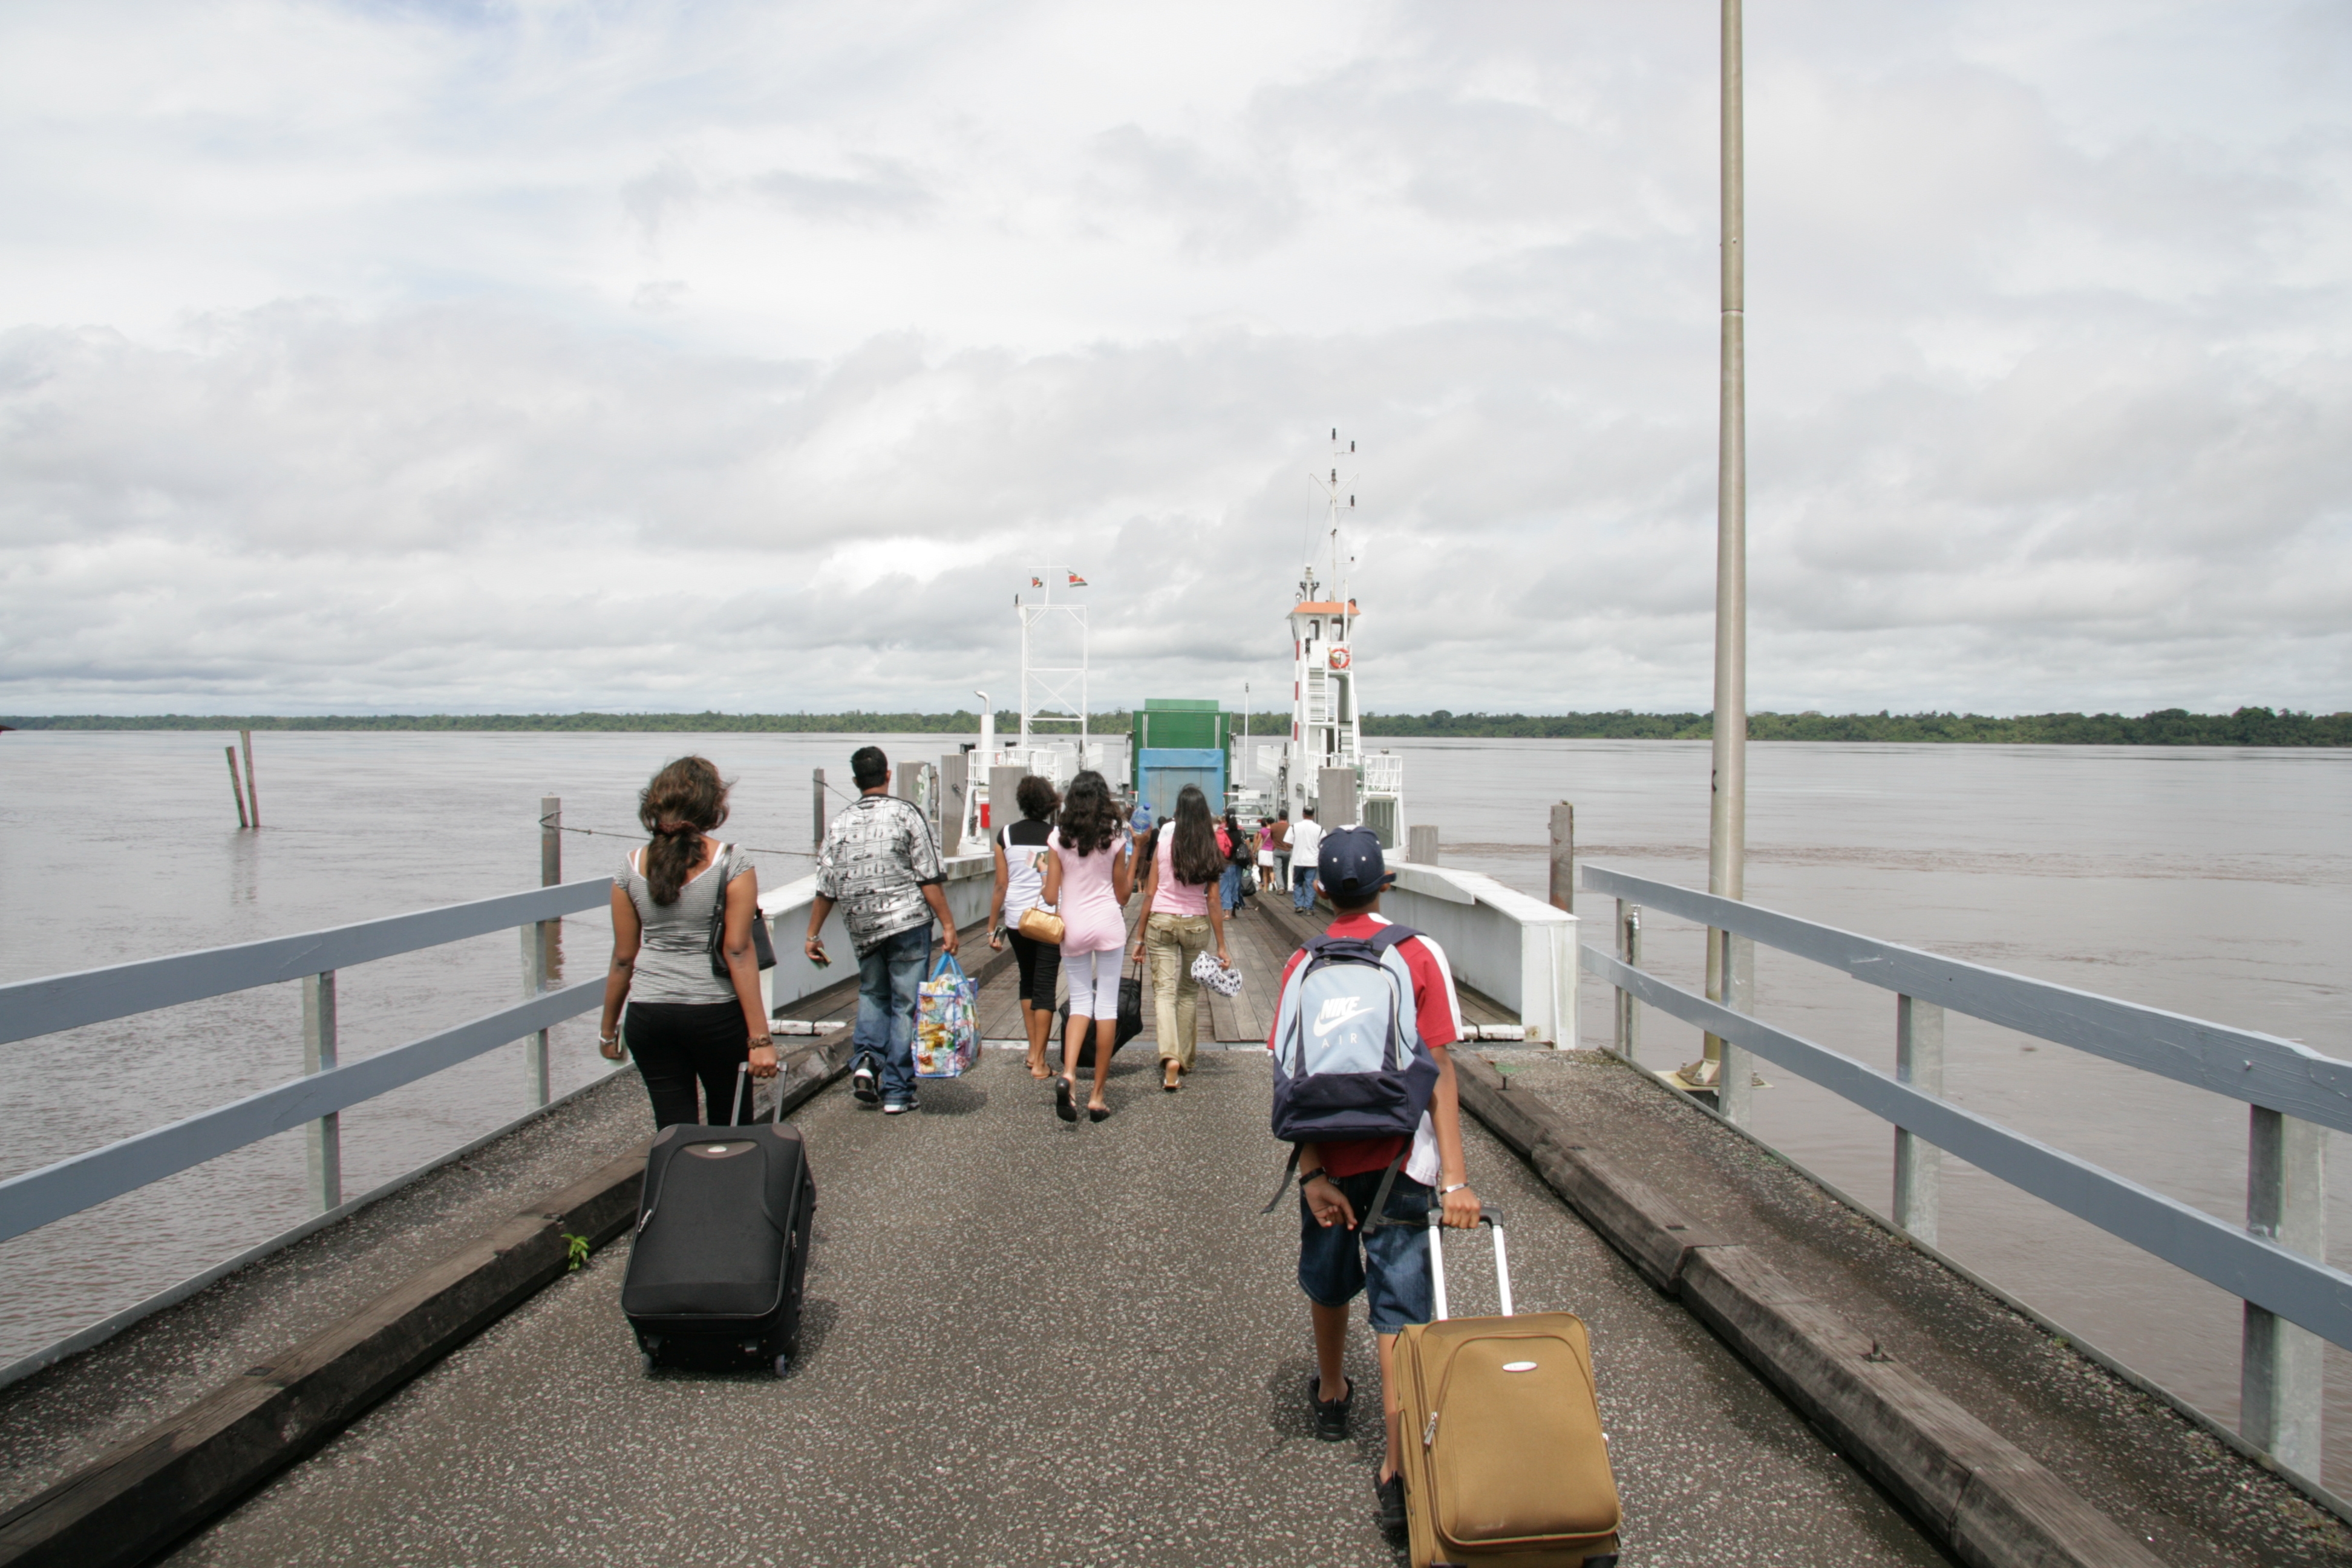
left=1054, top=1077, right=1078, bottom=1123
left=1163, top=1067, right=1181, bottom=1092
left=1088, top=1102, right=1112, bottom=1122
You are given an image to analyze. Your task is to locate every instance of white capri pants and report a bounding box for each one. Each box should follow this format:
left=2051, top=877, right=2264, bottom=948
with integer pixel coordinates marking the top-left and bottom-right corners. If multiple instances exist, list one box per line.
left=1062, top=946, right=1123, bottom=1019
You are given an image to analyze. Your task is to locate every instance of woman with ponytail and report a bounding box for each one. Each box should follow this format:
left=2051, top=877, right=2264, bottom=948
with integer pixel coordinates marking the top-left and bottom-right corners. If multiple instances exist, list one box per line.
left=597, top=756, right=776, bottom=1126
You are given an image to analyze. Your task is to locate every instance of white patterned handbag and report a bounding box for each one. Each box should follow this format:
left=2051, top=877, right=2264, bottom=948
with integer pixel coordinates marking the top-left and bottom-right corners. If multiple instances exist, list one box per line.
left=1191, top=949, right=1244, bottom=997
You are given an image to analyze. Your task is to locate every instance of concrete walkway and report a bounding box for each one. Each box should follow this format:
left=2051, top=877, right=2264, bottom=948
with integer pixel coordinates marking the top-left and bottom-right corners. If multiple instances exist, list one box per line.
left=165, top=1048, right=1943, bottom=1567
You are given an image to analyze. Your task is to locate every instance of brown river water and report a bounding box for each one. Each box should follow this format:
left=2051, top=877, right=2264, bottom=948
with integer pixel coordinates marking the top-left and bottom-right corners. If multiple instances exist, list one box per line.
left=1, top=731, right=2346, bottom=1478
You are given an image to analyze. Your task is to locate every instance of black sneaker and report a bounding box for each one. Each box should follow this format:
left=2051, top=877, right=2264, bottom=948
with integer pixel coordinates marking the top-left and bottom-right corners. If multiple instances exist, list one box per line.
left=850, top=1060, right=879, bottom=1105
left=1310, top=1374, right=1352, bottom=1442
left=1376, top=1471, right=1406, bottom=1534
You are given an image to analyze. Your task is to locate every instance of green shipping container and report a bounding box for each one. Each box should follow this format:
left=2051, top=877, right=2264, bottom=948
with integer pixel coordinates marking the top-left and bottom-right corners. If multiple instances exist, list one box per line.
left=1131, top=699, right=1233, bottom=790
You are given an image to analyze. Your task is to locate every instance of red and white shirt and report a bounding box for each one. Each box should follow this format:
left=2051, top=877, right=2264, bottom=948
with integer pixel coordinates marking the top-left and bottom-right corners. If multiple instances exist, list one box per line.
left=1267, top=911, right=1463, bottom=1181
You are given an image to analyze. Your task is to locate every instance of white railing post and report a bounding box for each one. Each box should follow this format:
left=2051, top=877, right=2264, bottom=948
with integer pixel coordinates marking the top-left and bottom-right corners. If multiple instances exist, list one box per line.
left=1547, top=913, right=1576, bottom=1050
left=2243, top=1106, right=2325, bottom=1475
left=1717, top=934, right=1755, bottom=1125
left=1614, top=901, right=1642, bottom=1062
left=520, top=922, right=550, bottom=1107
left=301, top=971, right=340, bottom=1210
left=1893, top=995, right=1944, bottom=1246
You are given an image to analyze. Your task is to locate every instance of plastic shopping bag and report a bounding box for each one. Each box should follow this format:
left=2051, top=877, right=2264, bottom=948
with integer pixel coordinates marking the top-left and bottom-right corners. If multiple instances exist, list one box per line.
left=914, top=952, right=981, bottom=1078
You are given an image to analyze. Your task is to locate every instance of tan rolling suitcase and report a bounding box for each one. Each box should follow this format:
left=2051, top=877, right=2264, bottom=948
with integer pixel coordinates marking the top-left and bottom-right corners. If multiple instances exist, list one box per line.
left=1394, top=1209, right=1622, bottom=1567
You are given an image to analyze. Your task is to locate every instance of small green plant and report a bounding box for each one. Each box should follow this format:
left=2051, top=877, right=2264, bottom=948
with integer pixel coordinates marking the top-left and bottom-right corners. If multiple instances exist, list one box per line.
left=563, top=1231, right=591, bottom=1272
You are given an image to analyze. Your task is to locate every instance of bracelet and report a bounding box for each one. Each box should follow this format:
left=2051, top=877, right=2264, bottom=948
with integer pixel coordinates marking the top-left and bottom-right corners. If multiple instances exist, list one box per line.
left=599, top=1034, right=619, bottom=1046
left=1439, top=1181, right=1469, bottom=1195
left=749, top=1036, right=774, bottom=1049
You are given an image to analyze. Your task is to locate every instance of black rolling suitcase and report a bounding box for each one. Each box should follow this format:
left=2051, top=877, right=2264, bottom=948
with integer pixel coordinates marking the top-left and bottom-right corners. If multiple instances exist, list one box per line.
left=622, top=1066, right=814, bottom=1378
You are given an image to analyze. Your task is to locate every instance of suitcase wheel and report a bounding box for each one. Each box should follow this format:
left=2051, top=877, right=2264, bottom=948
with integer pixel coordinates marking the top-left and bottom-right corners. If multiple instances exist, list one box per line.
left=772, top=1354, right=791, bottom=1379
left=639, top=1351, right=657, bottom=1377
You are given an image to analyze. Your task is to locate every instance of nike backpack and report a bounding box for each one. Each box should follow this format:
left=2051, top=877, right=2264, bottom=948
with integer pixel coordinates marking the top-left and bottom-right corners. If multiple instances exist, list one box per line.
left=1269, top=926, right=1441, bottom=1145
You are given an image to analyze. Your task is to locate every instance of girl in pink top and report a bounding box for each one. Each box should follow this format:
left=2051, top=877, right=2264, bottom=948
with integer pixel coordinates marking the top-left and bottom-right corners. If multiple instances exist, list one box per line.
left=1039, top=770, right=1134, bottom=1122
left=1129, top=783, right=1232, bottom=1090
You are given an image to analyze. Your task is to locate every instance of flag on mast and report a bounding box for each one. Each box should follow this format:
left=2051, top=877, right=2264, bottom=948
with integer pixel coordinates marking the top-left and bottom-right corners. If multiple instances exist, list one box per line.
left=1030, top=577, right=1044, bottom=587
left=1067, top=571, right=1088, bottom=587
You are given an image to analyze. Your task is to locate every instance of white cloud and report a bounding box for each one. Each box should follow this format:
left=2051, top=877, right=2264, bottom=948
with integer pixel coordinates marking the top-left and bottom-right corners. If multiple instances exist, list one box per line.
left=0, top=0, right=2346, bottom=716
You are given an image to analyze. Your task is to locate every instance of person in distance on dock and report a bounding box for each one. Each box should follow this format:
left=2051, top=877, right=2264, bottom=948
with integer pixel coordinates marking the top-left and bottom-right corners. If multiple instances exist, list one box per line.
left=1040, top=768, right=1134, bottom=1122
left=806, top=746, right=956, bottom=1116
left=1265, top=808, right=1292, bottom=898
left=1128, top=783, right=1232, bottom=1092
left=1273, top=827, right=1480, bottom=1535
left=1287, top=807, right=1324, bottom=914
left=985, top=773, right=1063, bottom=1080
left=1218, top=810, right=1250, bottom=915
left=598, top=756, right=777, bottom=1126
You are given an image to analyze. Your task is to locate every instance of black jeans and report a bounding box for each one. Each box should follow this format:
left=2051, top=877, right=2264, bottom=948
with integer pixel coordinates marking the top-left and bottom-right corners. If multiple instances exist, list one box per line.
left=1008, top=929, right=1063, bottom=1005
left=626, top=1001, right=752, bottom=1128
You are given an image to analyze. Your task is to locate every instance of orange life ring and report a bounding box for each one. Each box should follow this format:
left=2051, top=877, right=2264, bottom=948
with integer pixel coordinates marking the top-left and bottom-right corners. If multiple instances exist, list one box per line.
left=1328, top=647, right=1351, bottom=670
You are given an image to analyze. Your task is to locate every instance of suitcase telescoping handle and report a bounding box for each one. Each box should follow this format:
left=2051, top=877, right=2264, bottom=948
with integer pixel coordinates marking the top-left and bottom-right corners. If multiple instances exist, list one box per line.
left=1426, top=1209, right=1511, bottom=1322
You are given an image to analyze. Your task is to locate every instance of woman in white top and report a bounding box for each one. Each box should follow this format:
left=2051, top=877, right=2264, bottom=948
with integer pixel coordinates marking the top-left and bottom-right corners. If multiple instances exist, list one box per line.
left=596, top=756, right=775, bottom=1126
left=1128, top=783, right=1231, bottom=1091
left=985, top=774, right=1062, bottom=1079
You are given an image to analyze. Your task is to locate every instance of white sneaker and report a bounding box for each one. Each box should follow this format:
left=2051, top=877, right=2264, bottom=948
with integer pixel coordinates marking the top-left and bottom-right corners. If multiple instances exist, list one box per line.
left=851, top=1062, right=879, bottom=1104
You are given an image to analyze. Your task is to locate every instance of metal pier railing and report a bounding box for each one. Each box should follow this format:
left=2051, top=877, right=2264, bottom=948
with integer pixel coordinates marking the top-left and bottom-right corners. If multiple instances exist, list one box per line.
left=1583, top=863, right=2344, bottom=1483
left=0, top=880, right=614, bottom=1250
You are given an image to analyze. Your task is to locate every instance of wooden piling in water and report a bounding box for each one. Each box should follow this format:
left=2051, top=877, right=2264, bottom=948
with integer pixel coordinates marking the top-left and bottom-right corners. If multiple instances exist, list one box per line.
left=1549, top=802, right=1574, bottom=914
left=538, top=795, right=562, bottom=982
left=238, top=731, right=260, bottom=828
left=224, top=746, right=250, bottom=829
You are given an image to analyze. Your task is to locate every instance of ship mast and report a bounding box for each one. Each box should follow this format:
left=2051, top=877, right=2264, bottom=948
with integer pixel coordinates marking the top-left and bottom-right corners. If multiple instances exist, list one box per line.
left=1282, top=430, right=1400, bottom=844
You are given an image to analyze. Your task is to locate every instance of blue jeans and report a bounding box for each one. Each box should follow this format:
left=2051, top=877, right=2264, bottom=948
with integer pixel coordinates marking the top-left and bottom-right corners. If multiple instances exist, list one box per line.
left=1219, top=863, right=1243, bottom=913
left=853, top=923, right=930, bottom=1100
left=1298, top=1168, right=1434, bottom=1333
left=1292, top=866, right=1318, bottom=913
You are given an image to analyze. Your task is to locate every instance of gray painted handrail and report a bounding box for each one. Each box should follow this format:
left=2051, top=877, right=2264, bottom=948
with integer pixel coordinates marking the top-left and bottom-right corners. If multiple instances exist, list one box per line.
left=1580, top=944, right=2352, bottom=1351
left=0, top=976, right=606, bottom=1245
left=1581, top=865, right=2352, bottom=1138
left=0, top=879, right=614, bottom=1047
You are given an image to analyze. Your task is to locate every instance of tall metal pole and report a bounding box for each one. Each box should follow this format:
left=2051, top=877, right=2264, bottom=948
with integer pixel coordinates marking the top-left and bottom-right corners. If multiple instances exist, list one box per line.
left=1702, top=0, right=1753, bottom=1122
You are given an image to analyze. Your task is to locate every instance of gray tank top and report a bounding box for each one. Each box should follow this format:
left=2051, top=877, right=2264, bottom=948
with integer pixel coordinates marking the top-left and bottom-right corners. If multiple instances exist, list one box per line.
left=619, top=841, right=753, bottom=1005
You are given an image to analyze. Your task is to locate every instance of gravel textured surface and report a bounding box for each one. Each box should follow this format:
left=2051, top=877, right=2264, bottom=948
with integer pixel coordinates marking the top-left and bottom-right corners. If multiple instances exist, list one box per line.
left=0, top=1070, right=654, bottom=1510
left=166, top=1049, right=1942, bottom=1567
left=1488, top=1050, right=2352, bottom=1567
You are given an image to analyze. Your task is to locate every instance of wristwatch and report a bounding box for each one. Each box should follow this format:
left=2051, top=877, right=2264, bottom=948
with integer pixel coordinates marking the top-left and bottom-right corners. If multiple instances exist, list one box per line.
left=749, top=1034, right=774, bottom=1050
left=1439, top=1181, right=1470, bottom=1196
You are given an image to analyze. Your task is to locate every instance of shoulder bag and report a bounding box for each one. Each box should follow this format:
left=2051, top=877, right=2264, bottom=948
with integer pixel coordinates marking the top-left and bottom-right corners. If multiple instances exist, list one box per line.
left=1016, top=905, right=1066, bottom=945
left=707, top=844, right=779, bottom=978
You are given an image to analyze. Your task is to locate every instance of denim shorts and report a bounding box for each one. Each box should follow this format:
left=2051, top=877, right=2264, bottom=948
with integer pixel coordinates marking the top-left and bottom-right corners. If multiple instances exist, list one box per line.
left=1297, top=1167, right=1434, bottom=1333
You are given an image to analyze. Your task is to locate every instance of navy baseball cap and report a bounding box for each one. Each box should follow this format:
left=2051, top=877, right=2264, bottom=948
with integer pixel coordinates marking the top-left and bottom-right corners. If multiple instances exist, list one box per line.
left=1317, top=826, right=1394, bottom=899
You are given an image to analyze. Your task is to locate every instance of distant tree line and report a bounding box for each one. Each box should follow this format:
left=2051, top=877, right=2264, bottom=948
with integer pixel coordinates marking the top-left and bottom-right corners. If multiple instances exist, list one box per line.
left=2, top=710, right=1037, bottom=734
left=4, top=705, right=2344, bottom=746
left=1361, top=707, right=2352, bottom=746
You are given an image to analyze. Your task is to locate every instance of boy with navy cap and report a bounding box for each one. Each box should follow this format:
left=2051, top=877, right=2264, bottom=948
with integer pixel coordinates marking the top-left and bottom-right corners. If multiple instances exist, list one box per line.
left=1269, top=826, right=1481, bottom=1533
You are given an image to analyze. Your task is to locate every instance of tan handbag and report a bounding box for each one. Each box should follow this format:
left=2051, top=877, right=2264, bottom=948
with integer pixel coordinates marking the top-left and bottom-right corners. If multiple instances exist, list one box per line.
left=1016, top=906, right=1066, bottom=945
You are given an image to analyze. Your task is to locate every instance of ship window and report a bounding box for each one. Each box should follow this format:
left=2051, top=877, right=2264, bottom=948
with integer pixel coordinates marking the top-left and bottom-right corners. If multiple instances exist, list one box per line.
left=1307, top=619, right=1321, bottom=642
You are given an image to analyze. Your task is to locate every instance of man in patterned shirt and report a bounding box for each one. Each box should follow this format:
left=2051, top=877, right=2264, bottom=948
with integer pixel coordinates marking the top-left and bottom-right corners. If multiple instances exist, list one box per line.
left=806, top=746, right=958, bottom=1115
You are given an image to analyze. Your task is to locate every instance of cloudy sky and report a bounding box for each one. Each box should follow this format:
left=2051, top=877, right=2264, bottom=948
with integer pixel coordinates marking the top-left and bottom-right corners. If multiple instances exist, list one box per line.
left=2, top=0, right=2347, bottom=717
